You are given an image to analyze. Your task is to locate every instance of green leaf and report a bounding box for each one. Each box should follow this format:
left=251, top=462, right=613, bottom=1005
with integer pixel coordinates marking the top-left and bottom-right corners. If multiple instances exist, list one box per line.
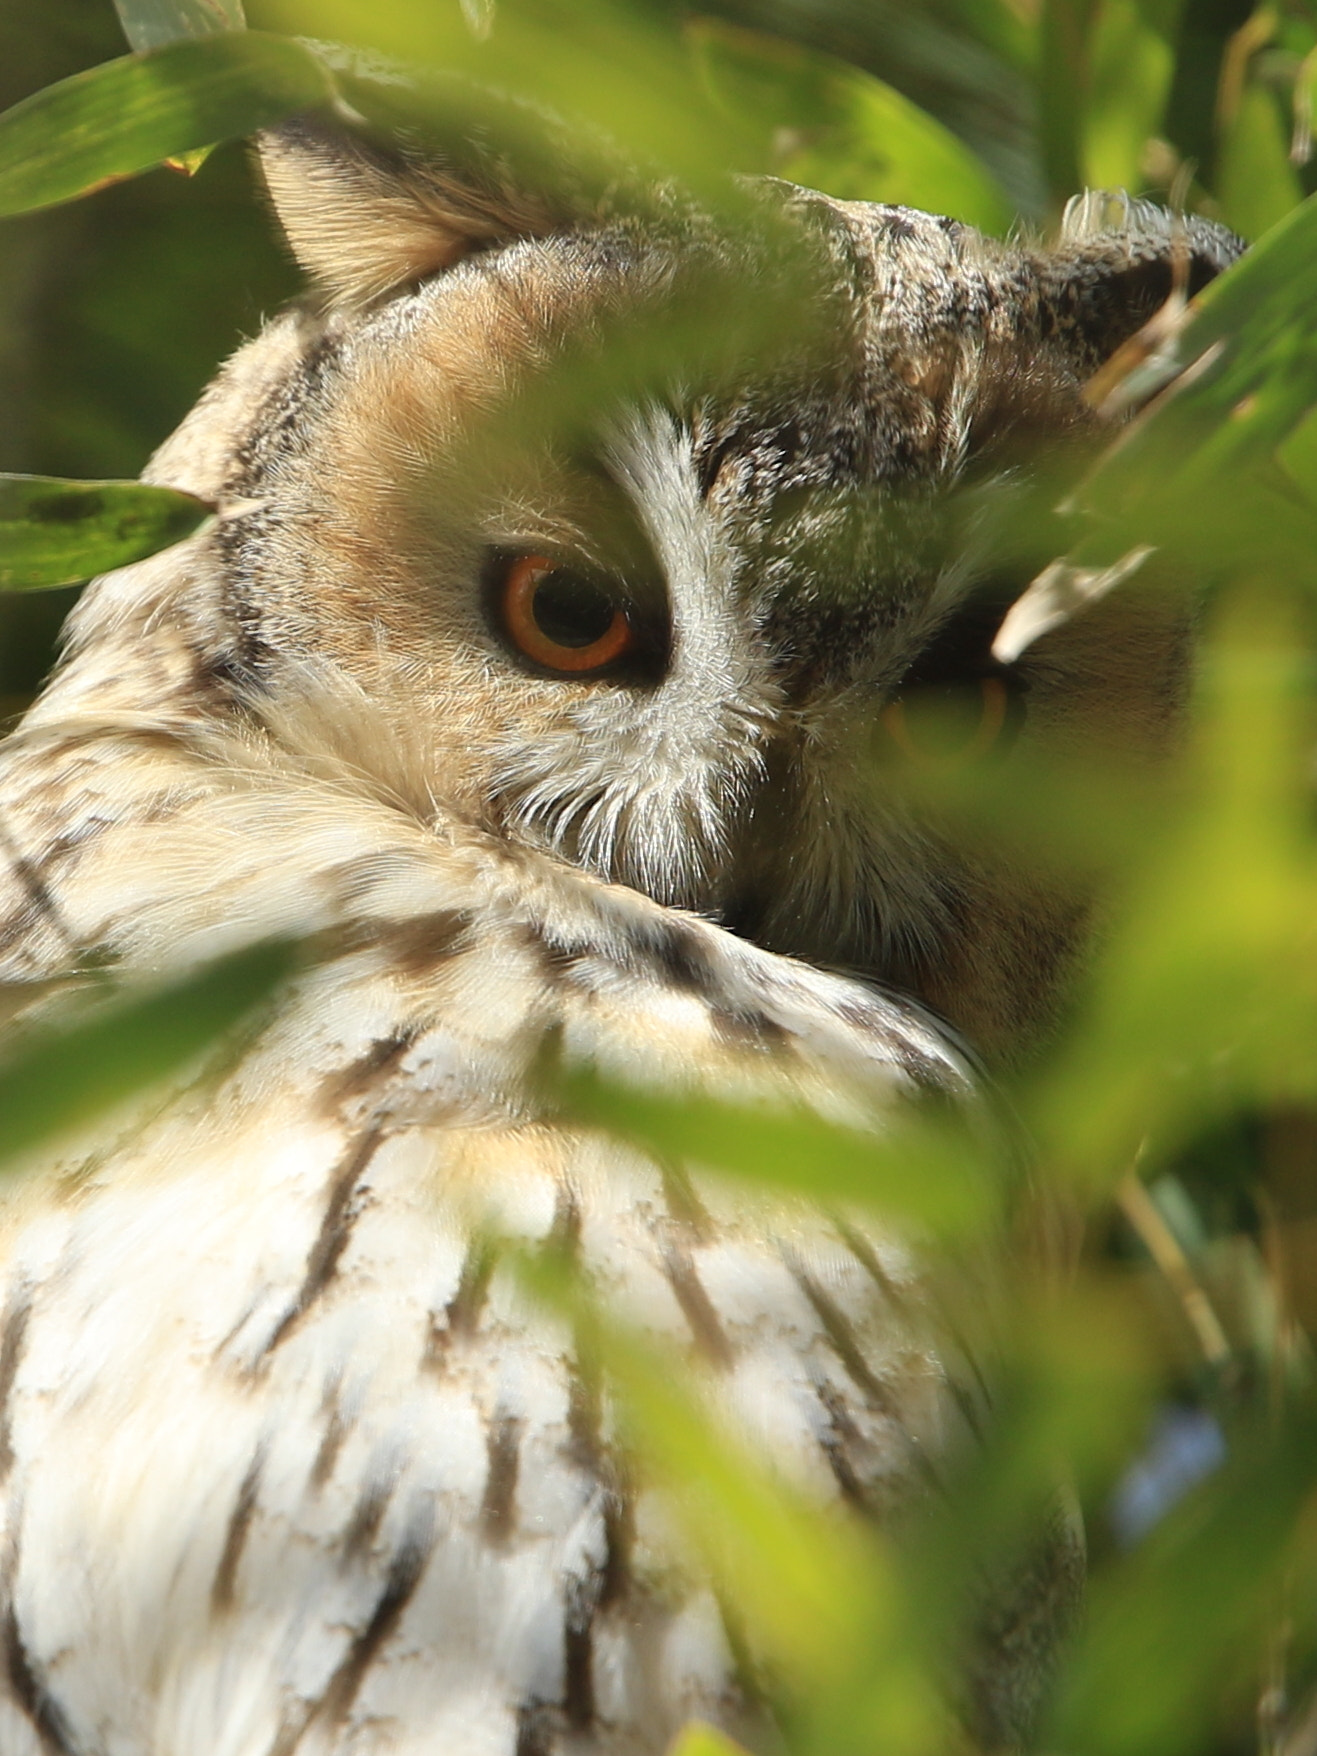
left=689, top=18, right=1013, bottom=234
left=0, top=943, right=296, bottom=1167
left=264, top=0, right=759, bottom=203
left=1037, top=0, right=1100, bottom=208
left=1082, top=0, right=1177, bottom=191
left=114, top=0, right=247, bottom=53
left=560, top=1068, right=1000, bottom=1236
left=0, top=475, right=212, bottom=591
left=1047, top=1405, right=1317, bottom=1754
left=0, top=33, right=336, bottom=218
left=1078, top=192, right=1317, bottom=528
left=1218, top=79, right=1305, bottom=241
left=666, top=1728, right=751, bottom=1756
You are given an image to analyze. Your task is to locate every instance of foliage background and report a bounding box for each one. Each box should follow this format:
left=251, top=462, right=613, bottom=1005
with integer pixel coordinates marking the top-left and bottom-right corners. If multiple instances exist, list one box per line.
left=3, top=1, right=1317, bottom=1753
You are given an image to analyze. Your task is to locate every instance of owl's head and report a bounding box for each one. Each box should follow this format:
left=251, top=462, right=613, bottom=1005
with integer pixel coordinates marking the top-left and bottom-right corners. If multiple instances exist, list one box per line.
left=68, top=85, right=1243, bottom=1060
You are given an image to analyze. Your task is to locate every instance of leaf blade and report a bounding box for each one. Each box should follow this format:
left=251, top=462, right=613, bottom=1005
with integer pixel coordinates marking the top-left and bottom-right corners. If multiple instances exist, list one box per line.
left=0, top=33, right=335, bottom=218
left=0, top=475, right=212, bottom=590
left=0, top=943, right=296, bottom=1168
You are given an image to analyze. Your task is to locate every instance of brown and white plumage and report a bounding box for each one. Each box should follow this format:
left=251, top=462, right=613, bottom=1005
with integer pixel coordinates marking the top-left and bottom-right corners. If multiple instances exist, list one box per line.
left=0, top=87, right=1242, bottom=1756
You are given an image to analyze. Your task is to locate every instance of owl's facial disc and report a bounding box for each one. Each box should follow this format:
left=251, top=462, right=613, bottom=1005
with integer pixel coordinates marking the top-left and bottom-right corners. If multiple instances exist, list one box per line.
left=211, top=199, right=1221, bottom=1059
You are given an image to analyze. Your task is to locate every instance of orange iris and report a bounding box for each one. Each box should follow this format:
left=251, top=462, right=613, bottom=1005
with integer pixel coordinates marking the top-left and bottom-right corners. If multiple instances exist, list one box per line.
left=500, top=554, right=634, bottom=674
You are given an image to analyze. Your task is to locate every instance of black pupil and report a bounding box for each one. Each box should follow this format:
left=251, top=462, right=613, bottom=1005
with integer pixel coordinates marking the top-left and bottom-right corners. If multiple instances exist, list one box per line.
left=531, top=569, right=617, bottom=649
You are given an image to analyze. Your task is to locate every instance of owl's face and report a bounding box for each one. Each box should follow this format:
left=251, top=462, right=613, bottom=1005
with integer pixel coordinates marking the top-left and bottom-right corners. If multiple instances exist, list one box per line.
left=186, top=117, right=1239, bottom=1058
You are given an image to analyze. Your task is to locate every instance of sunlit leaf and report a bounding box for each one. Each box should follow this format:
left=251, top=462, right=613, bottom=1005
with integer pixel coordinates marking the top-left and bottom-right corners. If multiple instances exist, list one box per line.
left=0, top=33, right=336, bottom=218
left=1218, top=79, right=1306, bottom=241
left=0, top=943, right=296, bottom=1167
left=1082, top=0, right=1177, bottom=191
left=667, top=1727, right=751, bottom=1756
left=1030, top=589, right=1317, bottom=1189
left=688, top=18, right=1012, bottom=234
left=261, top=0, right=757, bottom=198
left=1076, top=191, right=1317, bottom=527
left=0, top=474, right=211, bottom=590
left=560, top=1069, right=1001, bottom=1236
left=114, top=0, right=247, bottom=53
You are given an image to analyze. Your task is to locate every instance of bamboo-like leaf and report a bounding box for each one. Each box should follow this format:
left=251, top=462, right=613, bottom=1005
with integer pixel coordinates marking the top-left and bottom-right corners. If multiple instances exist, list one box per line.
left=115, top=0, right=247, bottom=53
left=0, top=33, right=336, bottom=218
left=560, top=1068, right=1000, bottom=1234
left=666, top=1727, right=751, bottom=1756
left=687, top=18, right=1012, bottom=234
left=1075, top=193, right=1317, bottom=532
left=0, top=475, right=212, bottom=591
left=1047, top=1404, right=1317, bottom=1754
left=0, top=943, right=296, bottom=1167
left=1081, top=0, right=1177, bottom=191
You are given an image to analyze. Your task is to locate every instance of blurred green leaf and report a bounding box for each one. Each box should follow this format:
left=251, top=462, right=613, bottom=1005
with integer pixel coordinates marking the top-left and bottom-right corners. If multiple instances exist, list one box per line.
left=114, top=0, right=246, bottom=53
left=1031, top=590, right=1317, bottom=1189
left=0, top=32, right=335, bottom=217
left=0, top=473, right=210, bottom=589
left=0, top=942, right=295, bottom=1166
left=262, top=0, right=759, bottom=198
left=1077, top=192, right=1317, bottom=532
left=561, top=1067, right=1001, bottom=1236
left=1038, top=0, right=1100, bottom=208
left=689, top=18, right=1012, bottom=233
left=1082, top=0, right=1178, bottom=191
left=1218, top=80, right=1305, bottom=241
left=667, top=1728, right=752, bottom=1756
left=1048, top=1404, right=1317, bottom=1754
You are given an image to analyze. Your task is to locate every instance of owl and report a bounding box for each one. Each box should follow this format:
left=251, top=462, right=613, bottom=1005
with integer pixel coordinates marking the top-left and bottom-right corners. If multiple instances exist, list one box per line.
left=0, top=71, right=1242, bottom=1756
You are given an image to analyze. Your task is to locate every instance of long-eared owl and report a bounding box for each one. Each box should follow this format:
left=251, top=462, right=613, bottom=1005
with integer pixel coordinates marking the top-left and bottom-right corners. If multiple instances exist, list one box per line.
left=0, top=61, right=1242, bottom=1756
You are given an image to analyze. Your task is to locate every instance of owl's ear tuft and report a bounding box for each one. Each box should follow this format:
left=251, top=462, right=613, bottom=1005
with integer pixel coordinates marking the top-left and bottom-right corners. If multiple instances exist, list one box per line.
left=257, top=115, right=573, bottom=308
left=1036, top=193, right=1245, bottom=376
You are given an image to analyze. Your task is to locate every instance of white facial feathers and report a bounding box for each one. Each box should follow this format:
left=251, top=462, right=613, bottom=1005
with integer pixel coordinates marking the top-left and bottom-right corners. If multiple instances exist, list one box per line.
left=490, top=409, right=776, bottom=908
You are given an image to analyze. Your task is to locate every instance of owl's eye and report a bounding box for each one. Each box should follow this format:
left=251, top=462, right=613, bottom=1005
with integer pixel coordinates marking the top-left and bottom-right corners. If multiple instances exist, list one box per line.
left=879, top=676, right=1013, bottom=767
left=498, top=552, right=636, bottom=674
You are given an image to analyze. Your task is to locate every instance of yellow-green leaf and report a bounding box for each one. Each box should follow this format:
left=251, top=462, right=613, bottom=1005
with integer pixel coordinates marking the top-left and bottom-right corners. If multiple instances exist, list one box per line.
left=0, top=475, right=212, bottom=590
left=0, top=943, right=296, bottom=1168
left=114, top=0, right=247, bottom=53
left=0, top=33, right=335, bottom=218
left=1218, top=80, right=1304, bottom=241
left=667, top=1725, right=751, bottom=1756
left=688, top=17, right=1013, bottom=233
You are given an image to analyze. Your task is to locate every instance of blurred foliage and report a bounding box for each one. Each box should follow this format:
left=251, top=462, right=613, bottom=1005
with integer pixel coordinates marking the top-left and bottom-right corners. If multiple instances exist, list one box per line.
left=0, top=474, right=210, bottom=588
left=3, top=1, right=1317, bottom=1754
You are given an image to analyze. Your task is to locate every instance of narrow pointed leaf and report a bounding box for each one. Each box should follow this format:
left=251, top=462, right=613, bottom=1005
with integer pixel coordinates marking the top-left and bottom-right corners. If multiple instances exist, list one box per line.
left=0, top=943, right=297, bottom=1167
left=0, top=475, right=212, bottom=590
left=114, top=0, right=247, bottom=53
left=560, top=1068, right=999, bottom=1233
left=0, top=33, right=336, bottom=218
left=667, top=1728, right=752, bottom=1756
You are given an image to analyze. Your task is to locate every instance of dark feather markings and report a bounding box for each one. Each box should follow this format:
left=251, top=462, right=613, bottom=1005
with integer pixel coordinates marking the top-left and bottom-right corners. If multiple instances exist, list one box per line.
left=662, top=1245, right=734, bottom=1368
left=268, top=1512, right=434, bottom=1756
left=791, top=1262, right=940, bottom=1489
left=0, top=1293, right=32, bottom=1482
left=427, top=1232, right=498, bottom=1364
left=515, top=1704, right=557, bottom=1756
left=481, top=1415, right=523, bottom=1547
left=2, top=1557, right=80, bottom=1756
left=316, top=1031, right=417, bottom=1117
left=211, top=1447, right=266, bottom=1615
left=263, top=1122, right=386, bottom=1356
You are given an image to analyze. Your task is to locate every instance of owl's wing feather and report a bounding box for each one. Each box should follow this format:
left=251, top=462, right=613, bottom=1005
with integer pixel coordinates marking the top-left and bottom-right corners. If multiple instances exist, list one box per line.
left=0, top=674, right=979, bottom=1756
